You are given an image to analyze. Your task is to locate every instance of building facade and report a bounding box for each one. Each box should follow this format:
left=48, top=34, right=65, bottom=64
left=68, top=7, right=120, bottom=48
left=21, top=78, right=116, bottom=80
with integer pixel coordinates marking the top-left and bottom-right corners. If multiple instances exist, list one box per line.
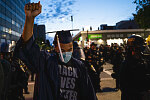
left=73, top=29, right=150, bottom=47
left=100, top=20, right=139, bottom=30
left=100, top=24, right=116, bottom=30
left=74, top=20, right=145, bottom=47
left=33, top=24, right=46, bottom=42
left=116, top=20, right=139, bottom=29
left=0, top=0, right=30, bottom=44
left=37, top=25, right=46, bottom=42
left=33, top=24, right=38, bottom=39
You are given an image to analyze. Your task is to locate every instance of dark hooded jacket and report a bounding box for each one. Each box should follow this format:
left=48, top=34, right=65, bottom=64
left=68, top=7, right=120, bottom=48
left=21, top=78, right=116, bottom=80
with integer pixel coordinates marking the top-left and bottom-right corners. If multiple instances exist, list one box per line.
left=14, top=36, right=97, bottom=100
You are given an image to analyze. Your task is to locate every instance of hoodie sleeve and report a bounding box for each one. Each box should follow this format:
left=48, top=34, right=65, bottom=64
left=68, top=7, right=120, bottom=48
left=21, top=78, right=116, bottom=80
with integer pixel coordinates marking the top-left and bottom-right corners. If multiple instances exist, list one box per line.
left=14, top=36, right=46, bottom=72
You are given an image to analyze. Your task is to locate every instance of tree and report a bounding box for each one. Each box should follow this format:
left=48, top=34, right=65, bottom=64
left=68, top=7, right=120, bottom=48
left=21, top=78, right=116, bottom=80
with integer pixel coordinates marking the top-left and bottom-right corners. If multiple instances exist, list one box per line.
left=134, top=0, right=150, bottom=10
left=133, top=0, right=150, bottom=29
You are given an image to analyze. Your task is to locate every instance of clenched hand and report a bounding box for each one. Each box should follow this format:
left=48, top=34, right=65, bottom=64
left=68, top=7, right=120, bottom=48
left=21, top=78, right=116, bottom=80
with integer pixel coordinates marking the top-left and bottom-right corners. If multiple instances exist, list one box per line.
left=24, top=1, right=42, bottom=19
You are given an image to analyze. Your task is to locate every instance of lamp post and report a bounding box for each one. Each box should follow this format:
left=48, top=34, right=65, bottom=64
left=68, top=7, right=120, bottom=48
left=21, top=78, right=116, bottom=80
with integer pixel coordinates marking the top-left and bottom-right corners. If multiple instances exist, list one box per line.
left=71, top=16, right=73, bottom=36
left=87, top=30, right=89, bottom=42
left=84, top=26, right=90, bottom=47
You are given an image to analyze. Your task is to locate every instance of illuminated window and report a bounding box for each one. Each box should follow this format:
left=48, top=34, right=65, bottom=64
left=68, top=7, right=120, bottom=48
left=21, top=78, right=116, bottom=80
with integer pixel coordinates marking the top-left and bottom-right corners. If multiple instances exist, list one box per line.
left=12, top=30, right=16, bottom=35
left=9, top=29, right=12, bottom=34
left=2, top=27, right=5, bottom=32
left=16, top=32, right=21, bottom=37
left=16, top=23, right=19, bottom=27
left=1, top=39, right=5, bottom=43
left=2, top=34, right=6, bottom=38
left=12, top=20, right=15, bottom=24
left=5, top=28, right=9, bottom=33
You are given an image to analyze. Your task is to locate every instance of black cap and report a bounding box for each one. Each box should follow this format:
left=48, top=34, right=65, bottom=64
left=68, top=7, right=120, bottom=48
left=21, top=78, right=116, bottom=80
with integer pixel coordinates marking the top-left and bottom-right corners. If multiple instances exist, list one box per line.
left=53, top=31, right=72, bottom=45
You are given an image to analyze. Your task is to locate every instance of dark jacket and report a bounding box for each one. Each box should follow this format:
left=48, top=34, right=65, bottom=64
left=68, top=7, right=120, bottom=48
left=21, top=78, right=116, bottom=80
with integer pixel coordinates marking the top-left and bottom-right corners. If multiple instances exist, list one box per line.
left=120, top=57, right=150, bottom=93
left=0, top=61, right=4, bottom=99
left=14, top=36, right=97, bottom=100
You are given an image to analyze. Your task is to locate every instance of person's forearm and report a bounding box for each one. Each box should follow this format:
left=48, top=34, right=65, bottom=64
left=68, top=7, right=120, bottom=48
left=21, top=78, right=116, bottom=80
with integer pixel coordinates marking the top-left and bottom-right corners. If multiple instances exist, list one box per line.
left=22, top=17, right=35, bottom=42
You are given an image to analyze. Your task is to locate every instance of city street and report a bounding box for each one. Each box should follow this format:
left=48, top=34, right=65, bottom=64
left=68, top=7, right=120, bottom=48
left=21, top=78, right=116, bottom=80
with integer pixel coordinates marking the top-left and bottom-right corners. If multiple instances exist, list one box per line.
left=24, top=62, right=121, bottom=100
left=97, top=63, right=121, bottom=100
left=0, top=0, right=148, bottom=100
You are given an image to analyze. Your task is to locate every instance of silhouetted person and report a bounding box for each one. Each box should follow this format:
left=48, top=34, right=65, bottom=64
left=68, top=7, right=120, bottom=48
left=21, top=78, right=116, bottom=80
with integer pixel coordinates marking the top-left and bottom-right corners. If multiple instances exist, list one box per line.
left=120, top=35, right=150, bottom=100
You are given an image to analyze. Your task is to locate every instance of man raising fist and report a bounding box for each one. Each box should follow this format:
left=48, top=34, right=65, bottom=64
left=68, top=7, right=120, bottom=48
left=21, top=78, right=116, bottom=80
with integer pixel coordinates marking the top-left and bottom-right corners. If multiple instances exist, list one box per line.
left=14, top=1, right=97, bottom=100
left=23, top=1, right=42, bottom=42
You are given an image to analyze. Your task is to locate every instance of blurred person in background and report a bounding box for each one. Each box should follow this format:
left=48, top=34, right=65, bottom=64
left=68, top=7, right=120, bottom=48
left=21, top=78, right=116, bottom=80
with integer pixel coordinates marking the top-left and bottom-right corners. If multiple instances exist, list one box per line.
left=0, top=42, right=29, bottom=100
left=0, top=43, right=12, bottom=100
left=111, top=46, right=124, bottom=91
left=120, top=35, right=150, bottom=100
left=86, top=42, right=104, bottom=92
left=73, top=42, right=99, bottom=94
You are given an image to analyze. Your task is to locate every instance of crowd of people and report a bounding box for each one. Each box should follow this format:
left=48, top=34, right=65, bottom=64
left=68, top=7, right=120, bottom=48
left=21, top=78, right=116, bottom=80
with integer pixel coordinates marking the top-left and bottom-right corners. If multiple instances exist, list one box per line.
left=1, top=1, right=150, bottom=100
left=82, top=35, right=150, bottom=100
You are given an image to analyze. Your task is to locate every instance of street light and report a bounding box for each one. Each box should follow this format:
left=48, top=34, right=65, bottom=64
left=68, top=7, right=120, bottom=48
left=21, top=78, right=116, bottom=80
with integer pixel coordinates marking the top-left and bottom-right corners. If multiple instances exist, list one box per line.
left=84, top=26, right=90, bottom=42
left=87, top=30, right=89, bottom=42
left=71, top=16, right=73, bottom=36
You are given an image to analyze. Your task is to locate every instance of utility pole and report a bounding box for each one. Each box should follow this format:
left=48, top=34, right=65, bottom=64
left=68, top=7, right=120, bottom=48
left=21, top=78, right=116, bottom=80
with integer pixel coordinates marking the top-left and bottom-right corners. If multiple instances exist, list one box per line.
left=87, top=30, right=89, bottom=42
left=71, top=16, right=73, bottom=36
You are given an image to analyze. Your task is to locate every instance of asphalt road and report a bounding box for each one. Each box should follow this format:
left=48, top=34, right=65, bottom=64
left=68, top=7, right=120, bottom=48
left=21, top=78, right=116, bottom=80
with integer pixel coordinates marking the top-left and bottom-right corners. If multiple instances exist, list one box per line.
left=97, top=63, right=121, bottom=100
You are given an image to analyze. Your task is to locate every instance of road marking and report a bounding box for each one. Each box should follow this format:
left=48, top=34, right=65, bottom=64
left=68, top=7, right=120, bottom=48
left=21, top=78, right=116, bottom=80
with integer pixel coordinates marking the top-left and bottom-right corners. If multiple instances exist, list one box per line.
left=101, top=78, right=113, bottom=80
left=103, top=69, right=112, bottom=76
left=28, top=82, right=35, bottom=85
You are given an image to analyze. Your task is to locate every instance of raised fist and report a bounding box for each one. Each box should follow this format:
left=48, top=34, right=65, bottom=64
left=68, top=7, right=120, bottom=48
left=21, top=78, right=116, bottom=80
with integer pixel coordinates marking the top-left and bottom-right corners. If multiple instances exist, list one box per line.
left=24, top=1, right=42, bottom=18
